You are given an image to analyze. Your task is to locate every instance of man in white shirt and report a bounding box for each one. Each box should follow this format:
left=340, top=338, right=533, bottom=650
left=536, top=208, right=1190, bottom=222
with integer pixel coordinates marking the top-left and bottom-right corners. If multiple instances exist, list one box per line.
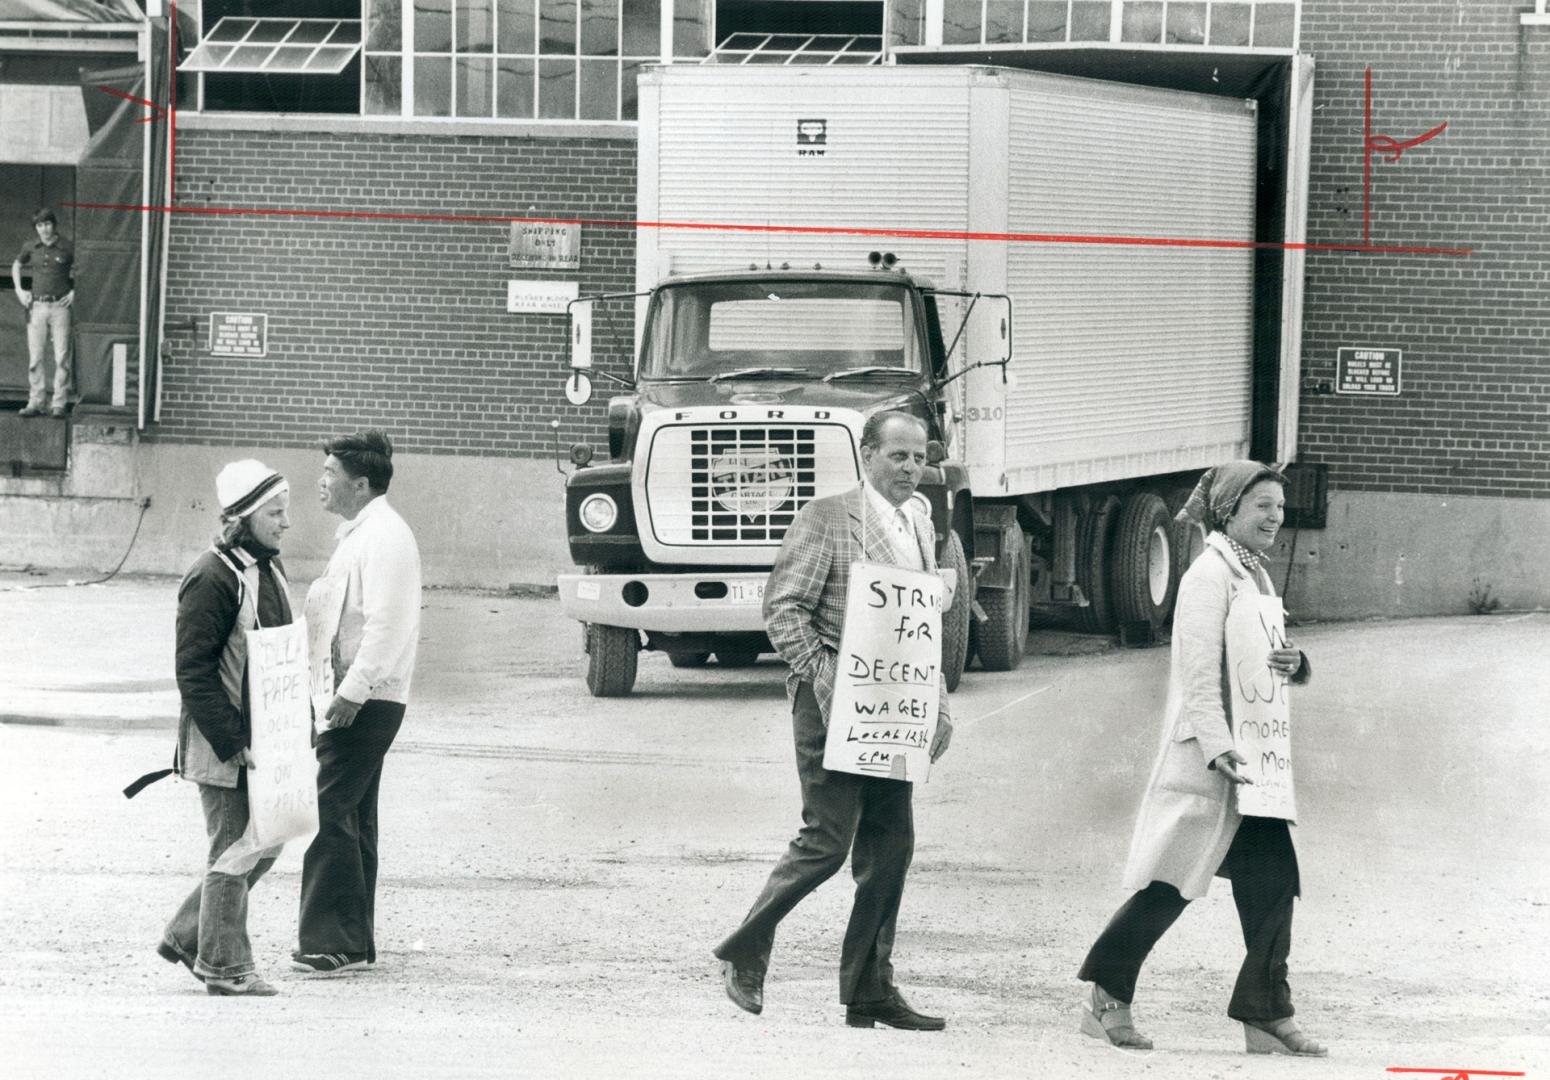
left=293, top=430, right=422, bottom=975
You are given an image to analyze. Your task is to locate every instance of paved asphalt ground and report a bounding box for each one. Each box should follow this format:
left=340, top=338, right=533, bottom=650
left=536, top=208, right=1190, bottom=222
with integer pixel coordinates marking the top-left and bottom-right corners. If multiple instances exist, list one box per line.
left=2, top=571, right=1548, bottom=1080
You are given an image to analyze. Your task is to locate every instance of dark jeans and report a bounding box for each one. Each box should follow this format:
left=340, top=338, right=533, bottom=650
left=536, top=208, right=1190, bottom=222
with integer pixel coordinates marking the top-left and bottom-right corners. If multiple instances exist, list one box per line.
left=297, top=700, right=404, bottom=959
left=163, top=779, right=278, bottom=979
left=714, top=682, right=915, bottom=1004
left=1078, top=816, right=1301, bottom=1023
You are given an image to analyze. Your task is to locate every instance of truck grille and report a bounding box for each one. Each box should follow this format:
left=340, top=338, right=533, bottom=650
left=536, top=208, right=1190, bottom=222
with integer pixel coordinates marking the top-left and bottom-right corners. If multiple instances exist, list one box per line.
left=646, top=424, right=858, bottom=545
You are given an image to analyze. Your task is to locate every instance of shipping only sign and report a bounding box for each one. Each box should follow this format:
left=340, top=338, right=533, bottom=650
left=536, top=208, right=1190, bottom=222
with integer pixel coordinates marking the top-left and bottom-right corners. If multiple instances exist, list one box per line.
left=1336, top=347, right=1402, bottom=395
left=209, top=312, right=268, bottom=358
left=509, top=221, right=580, bottom=269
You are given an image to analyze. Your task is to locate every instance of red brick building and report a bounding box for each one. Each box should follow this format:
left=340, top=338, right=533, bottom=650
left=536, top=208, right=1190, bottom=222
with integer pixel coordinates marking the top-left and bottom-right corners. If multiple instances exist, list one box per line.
left=2, top=1, right=1544, bottom=617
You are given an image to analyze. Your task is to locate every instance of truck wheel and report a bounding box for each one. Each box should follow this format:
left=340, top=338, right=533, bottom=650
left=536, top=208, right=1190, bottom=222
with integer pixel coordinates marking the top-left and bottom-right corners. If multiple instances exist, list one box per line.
left=668, top=652, right=710, bottom=668
left=715, top=650, right=760, bottom=668
left=1075, top=495, right=1120, bottom=634
left=585, top=623, right=639, bottom=697
left=1110, top=492, right=1177, bottom=632
left=975, top=532, right=1029, bottom=671
left=940, top=530, right=970, bottom=692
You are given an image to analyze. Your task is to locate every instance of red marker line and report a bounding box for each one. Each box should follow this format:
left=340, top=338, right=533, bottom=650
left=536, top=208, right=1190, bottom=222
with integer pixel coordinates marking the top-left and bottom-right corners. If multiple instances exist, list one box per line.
left=1386, top=1070, right=1526, bottom=1076
left=60, top=202, right=1475, bottom=257
left=1363, top=67, right=1451, bottom=247
left=96, top=85, right=167, bottom=124
left=1370, top=120, right=1448, bottom=163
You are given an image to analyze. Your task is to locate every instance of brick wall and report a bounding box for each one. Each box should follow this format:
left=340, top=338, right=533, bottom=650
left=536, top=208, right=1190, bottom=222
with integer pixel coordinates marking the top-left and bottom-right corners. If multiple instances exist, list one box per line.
left=151, top=129, right=635, bottom=456
left=1297, top=1, right=1550, bottom=498
left=155, top=3, right=1550, bottom=501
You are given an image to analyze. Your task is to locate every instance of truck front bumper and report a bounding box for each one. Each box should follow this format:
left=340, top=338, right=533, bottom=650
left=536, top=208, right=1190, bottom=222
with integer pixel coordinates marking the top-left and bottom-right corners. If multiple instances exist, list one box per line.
left=557, top=572, right=769, bottom=631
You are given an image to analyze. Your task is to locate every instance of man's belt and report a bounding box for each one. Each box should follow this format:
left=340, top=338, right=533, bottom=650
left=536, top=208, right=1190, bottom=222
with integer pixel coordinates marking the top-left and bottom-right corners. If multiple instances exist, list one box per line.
left=33, top=293, right=66, bottom=302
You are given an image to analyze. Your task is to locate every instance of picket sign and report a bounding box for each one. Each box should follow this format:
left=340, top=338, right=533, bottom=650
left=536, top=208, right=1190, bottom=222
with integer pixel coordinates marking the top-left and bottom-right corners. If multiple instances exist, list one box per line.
left=822, top=560, right=943, bottom=783
left=1225, top=591, right=1298, bottom=820
left=304, top=576, right=348, bottom=733
left=244, top=620, right=319, bottom=847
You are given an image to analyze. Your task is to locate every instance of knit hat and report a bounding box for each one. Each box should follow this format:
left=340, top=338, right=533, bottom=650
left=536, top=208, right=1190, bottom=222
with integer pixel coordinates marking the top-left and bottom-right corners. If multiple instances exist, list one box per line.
left=216, top=459, right=288, bottom=519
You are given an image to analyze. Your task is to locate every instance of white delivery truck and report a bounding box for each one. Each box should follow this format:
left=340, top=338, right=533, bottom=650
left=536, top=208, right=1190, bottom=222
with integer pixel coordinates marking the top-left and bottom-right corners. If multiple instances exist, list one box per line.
left=556, top=64, right=1308, bottom=696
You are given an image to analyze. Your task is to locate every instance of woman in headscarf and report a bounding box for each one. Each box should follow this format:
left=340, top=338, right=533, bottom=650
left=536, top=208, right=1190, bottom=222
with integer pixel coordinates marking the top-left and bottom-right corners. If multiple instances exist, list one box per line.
left=1076, top=461, right=1327, bottom=1057
left=155, top=460, right=293, bottom=996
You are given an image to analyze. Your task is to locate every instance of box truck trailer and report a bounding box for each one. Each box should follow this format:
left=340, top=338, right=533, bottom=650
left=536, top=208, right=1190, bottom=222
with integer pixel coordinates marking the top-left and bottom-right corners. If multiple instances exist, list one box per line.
left=556, top=63, right=1307, bottom=697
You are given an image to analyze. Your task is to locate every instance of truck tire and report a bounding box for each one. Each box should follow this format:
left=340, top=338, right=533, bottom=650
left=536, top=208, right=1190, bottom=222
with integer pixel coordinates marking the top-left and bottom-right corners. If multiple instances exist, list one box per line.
left=1110, top=492, right=1178, bottom=632
left=668, top=652, right=710, bottom=668
left=940, top=530, right=970, bottom=691
left=715, top=649, right=760, bottom=668
left=975, top=532, right=1029, bottom=671
left=585, top=623, right=639, bottom=697
left=1075, top=495, right=1120, bottom=634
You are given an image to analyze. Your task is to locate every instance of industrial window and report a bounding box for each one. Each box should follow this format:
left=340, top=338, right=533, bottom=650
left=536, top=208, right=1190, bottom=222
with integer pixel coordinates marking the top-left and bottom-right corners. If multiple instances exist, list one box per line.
left=395, top=0, right=663, bottom=121
left=941, top=0, right=1299, bottom=49
left=708, top=32, right=884, bottom=65
left=191, top=0, right=364, bottom=114
left=180, top=19, right=363, bottom=75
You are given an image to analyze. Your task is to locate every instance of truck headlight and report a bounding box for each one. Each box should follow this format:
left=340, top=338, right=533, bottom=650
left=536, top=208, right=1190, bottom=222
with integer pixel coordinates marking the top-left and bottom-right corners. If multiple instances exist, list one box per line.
left=579, top=493, right=618, bottom=533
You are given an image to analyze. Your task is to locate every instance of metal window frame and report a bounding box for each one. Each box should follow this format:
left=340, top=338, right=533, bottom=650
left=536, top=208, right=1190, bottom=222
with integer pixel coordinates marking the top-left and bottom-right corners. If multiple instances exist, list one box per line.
left=706, top=32, right=885, bottom=65
left=937, top=0, right=1299, bottom=51
left=180, top=16, right=363, bottom=74
left=399, top=1, right=659, bottom=123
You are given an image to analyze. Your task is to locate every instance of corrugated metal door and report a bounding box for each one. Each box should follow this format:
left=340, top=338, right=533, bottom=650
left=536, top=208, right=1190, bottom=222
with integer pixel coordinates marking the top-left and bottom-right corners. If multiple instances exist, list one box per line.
left=1003, top=74, right=1258, bottom=492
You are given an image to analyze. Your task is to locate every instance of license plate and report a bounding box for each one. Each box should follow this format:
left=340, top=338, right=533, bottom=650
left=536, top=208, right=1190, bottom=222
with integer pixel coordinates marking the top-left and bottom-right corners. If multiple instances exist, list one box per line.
left=729, top=581, right=765, bottom=604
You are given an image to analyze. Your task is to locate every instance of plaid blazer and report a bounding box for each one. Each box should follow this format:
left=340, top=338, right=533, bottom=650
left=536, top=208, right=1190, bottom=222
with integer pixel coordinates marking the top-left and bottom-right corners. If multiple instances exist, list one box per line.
left=763, top=484, right=950, bottom=724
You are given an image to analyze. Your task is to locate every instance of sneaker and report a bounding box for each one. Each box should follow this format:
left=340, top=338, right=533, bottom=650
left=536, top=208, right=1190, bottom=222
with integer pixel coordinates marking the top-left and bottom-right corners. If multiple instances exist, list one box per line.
left=290, top=951, right=368, bottom=974
left=156, top=940, right=205, bottom=984
left=18, top=404, right=43, bottom=417
left=49, top=406, right=66, bottom=419
left=205, top=973, right=278, bottom=996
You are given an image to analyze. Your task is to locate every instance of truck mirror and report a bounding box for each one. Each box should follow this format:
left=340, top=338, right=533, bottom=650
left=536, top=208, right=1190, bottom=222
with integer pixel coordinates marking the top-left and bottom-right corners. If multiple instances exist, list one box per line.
left=567, top=301, right=593, bottom=370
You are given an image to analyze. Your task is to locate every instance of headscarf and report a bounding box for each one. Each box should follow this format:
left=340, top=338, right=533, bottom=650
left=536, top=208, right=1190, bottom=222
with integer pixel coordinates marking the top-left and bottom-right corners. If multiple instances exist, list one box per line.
left=1174, top=460, right=1287, bottom=534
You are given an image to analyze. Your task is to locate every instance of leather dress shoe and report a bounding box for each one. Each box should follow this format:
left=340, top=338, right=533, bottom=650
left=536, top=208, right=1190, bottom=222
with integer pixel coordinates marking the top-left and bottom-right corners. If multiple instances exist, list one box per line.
left=721, top=959, right=763, bottom=1015
left=845, top=989, right=946, bottom=1031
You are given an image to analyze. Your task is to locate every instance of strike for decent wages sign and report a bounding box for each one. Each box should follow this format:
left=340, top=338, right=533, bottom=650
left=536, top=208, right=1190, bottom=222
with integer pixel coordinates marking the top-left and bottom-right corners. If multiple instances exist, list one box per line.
left=245, top=621, right=319, bottom=846
left=1225, top=592, right=1297, bottom=820
left=822, top=561, right=943, bottom=783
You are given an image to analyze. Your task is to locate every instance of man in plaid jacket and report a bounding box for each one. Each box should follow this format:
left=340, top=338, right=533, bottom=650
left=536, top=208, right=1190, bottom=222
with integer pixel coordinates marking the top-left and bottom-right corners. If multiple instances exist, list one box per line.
left=714, top=411, right=955, bottom=1031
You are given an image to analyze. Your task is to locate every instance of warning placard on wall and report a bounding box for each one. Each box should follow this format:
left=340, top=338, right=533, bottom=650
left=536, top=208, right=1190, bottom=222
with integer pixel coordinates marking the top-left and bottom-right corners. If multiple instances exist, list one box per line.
left=507, top=279, right=579, bottom=314
left=209, top=312, right=269, bottom=358
left=1336, top=347, right=1401, bottom=396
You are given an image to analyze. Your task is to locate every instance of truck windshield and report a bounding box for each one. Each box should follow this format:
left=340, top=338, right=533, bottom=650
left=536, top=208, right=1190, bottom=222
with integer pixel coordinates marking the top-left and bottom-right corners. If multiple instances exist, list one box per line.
left=641, top=280, right=921, bottom=380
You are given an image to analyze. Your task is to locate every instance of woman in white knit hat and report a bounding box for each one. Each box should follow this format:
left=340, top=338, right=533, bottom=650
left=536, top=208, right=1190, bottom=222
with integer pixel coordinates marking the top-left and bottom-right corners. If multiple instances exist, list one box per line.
left=155, top=459, right=293, bottom=996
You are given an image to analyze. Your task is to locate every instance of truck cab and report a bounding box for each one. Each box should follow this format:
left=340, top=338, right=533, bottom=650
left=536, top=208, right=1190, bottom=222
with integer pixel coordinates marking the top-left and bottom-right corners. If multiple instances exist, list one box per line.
left=557, top=260, right=991, bottom=697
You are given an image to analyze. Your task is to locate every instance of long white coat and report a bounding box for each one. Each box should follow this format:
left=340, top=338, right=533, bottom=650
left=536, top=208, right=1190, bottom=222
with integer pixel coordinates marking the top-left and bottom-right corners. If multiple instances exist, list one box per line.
left=1120, top=532, right=1305, bottom=899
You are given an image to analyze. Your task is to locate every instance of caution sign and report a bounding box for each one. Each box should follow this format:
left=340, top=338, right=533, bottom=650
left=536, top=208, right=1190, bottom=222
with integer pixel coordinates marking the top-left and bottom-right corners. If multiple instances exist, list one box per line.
left=209, top=312, right=268, bottom=358
left=822, top=560, right=943, bottom=783
left=1336, top=347, right=1401, bottom=396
